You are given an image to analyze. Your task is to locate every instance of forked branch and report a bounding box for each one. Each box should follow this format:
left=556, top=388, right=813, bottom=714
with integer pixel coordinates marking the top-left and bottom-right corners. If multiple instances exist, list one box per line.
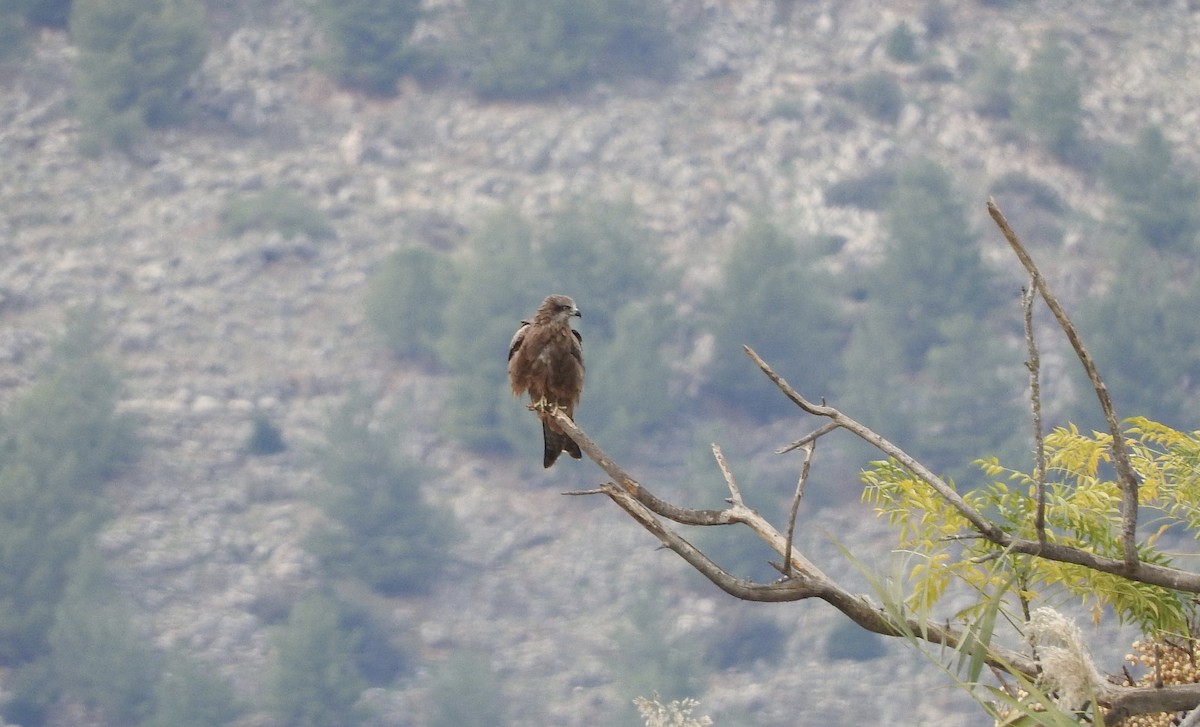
left=988, top=199, right=1140, bottom=568
left=550, top=409, right=1040, bottom=677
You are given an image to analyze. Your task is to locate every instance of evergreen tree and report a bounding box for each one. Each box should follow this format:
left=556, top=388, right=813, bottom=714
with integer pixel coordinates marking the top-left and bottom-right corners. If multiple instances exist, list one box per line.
left=0, top=315, right=137, bottom=662
left=46, top=552, right=160, bottom=725
left=366, top=245, right=456, bottom=361
left=464, top=0, right=675, bottom=98
left=310, top=0, right=423, bottom=95
left=1014, top=33, right=1083, bottom=161
left=840, top=159, right=1018, bottom=478
left=439, top=209, right=540, bottom=453
left=584, top=300, right=680, bottom=456
left=1101, top=126, right=1200, bottom=253
left=428, top=652, right=508, bottom=727
left=69, top=0, right=207, bottom=151
left=536, top=199, right=667, bottom=340
left=1079, top=258, right=1200, bottom=429
left=874, top=157, right=999, bottom=369
left=145, top=650, right=242, bottom=727
left=270, top=593, right=369, bottom=727
left=707, top=218, right=843, bottom=419
left=309, top=395, right=455, bottom=595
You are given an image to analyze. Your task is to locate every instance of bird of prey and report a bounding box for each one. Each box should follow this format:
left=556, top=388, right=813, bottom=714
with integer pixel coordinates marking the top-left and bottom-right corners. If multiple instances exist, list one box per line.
left=507, top=294, right=584, bottom=467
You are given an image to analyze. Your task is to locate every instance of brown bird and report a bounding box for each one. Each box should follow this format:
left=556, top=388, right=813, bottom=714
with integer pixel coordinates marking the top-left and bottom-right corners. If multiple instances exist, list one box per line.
left=507, top=294, right=584, bottom=467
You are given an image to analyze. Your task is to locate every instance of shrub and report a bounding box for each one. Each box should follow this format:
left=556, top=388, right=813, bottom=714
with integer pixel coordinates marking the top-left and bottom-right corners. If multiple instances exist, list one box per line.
left=0, top=314, right=138, bottom=663
left=1101, top=126, right=1200, bottom=253
left=884, top=22, right=919, bottom=63
left=270, top=593, right=369, bottom=727
left=309, top=395, right=455, bottom=595
left=989, top=171, right=1065, bottom=214
left=69, top=0, right=207, bottom=152
left=245, top=412, right=286, bottom=456
left=849, top=71, right=904, bottom=123
left=706, top=615, right=786, bottom=670
left=145, top=651, right=242, bottom=727
left=823, top=167, right=896, bottom=209
left=919, top=0, right=952, bottom=39
left=0, top=0, right=72, bottom=27
left=970, top=45, right=1014, bottom=118
left=465, top=0, right=676, bottom=98
left=365, top=246, right=455, bottom=360
left=46, top=553, right=160, bottom=725
left=706, top=218, right=844, bottom=419
left=220, top=186, right=335, bottom=240
left=1014, top=33, right=1083, bottom=161
left=0, top=11, right=26, bottom=61
left=310, top=0, right=423, bottom=95
left=428, top=652, right=507, bottom=727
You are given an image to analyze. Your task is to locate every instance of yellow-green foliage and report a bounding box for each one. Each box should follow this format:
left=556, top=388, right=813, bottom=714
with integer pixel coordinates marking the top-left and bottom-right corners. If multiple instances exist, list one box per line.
left=862, top=418, right=1200, bottom=636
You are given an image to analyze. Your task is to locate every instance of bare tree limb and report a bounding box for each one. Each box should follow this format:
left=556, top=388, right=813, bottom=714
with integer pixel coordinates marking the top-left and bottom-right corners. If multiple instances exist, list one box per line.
left=548, top=401, right=1200, bottom=717
left=988, top=198, right=1140, bottom=569
left=782, top=441, right=815, bottom=578
left=1021, top=283, right=1048, bottom=545
left=1104, top=683, right=1200, bottom=723
left=550, top=410, right=1042, bottom=680
left=538, top=202, right=1200, bottom=720
left=777, top=421, right=838, bottom=454
left=742, top=345, right=1008, bottom=540
left=710, top=443, right=745, bottom=506
left=742, top=347, right=1200, bottom=594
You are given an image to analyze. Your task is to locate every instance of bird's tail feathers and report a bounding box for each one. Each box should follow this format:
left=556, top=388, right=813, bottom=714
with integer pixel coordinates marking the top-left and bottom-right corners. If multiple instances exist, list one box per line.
left=542, top=421, right=582, bottom=468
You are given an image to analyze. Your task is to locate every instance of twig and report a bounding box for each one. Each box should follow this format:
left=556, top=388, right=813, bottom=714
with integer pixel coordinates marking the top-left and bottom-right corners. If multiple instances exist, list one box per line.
left=782, top=441, right=815, bottom=578
left=1021, top=283, right=1048, bottom=545
left=711, top=443, right=744, bottom=506
left=988, top=198, right=1140, bottom=569
left=777, top=422, right=839, bottom=454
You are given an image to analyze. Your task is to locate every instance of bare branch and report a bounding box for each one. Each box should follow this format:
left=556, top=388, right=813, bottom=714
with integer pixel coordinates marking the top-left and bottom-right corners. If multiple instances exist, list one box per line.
left=711, top=443, right=745, bottom=506
left=988, top=198, right=1140, bottom=569
left=1021, top=283, right=1048, bottom=544
left=782, top=441, right=815, bottom=578
left=777, top=421, right=839, bottom=454
left=549, top=410, right=1042, bottom=681
left=743, top=345, right=1008, bottom=542
left=743, top=346, right=1200, bottom=594
left=1104, top=683, right=1200, bottom=723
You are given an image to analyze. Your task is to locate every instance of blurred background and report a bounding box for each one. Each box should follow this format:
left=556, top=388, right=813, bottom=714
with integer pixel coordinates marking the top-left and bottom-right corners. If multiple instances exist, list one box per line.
left=1, top=0, right=1198, bottom=724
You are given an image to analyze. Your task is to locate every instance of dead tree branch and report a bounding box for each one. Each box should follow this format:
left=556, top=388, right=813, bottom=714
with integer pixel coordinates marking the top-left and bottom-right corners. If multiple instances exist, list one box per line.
left=988, top=198, right=1140, bottom=569
left=542, top=202, right=1200, bottom=721
left=782, top=440, right=814, bottom=578
left=1021, top=283, right=1048, bottom=544
left=551, top=409, right=1040, bottom=679
left=741, top=347, right=1200, bottom=595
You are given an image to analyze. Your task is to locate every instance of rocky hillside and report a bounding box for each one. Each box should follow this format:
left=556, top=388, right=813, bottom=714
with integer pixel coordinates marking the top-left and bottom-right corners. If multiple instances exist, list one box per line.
left=2, top=0, right=1199, bottom=724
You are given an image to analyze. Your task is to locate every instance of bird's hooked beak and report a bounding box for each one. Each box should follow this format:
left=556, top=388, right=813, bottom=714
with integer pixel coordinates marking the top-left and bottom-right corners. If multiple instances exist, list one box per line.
left=572, top=307, right=581, bottom=318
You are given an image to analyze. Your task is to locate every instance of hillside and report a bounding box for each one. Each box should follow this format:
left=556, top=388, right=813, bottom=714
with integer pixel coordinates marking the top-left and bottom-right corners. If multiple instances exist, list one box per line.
left=2, top=0, right=1199, bottom=725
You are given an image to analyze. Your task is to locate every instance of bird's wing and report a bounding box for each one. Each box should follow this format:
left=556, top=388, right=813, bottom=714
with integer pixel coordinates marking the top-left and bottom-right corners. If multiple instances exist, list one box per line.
left=507, top=320, right=531, bottom=362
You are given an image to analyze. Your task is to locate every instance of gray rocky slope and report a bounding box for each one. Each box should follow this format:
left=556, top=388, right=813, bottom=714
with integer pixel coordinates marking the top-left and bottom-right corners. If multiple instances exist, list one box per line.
left=2, top=0, right=1199, bottom=724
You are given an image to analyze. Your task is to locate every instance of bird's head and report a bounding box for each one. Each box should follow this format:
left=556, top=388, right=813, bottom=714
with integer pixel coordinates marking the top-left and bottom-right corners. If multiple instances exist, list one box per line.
left=539, top=294, right=581, bottom=324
